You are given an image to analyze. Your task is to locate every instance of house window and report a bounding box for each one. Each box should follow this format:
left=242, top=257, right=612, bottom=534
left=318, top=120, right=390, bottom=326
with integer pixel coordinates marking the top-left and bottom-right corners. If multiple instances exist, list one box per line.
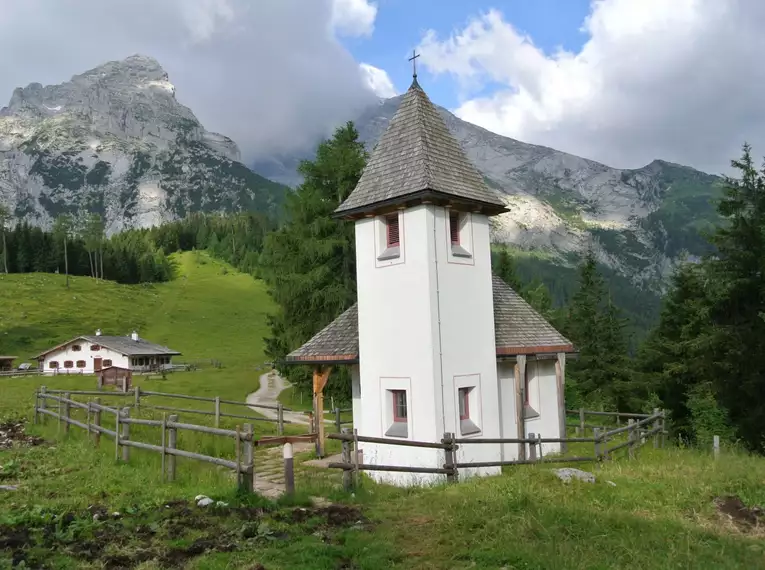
left=64, top=361, right=73, bottom=369
left=90, top=344, right=100, bottom=351
left=49, top=361, right=59, bottom=369
left=72, top=344, right=82, bottom=352
left=449, top=211, right=461, bottom=245
left=103, top=359, right=113, bottom=367
left=386, top=214, right=400, bottom=248
left=392, top=390, right=407, bottom=422
left=458, top=386, right=481, bottom=435
left=76, top=360, right=86, bottom=368
left=385, top=388, right=409, bottom=438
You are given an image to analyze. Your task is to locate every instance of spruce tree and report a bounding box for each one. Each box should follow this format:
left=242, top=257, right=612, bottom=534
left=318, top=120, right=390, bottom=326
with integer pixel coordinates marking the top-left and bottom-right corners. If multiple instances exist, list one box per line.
left=493, top=248, right=522, bottom=291
left=53, top=214, right=73, bottom=288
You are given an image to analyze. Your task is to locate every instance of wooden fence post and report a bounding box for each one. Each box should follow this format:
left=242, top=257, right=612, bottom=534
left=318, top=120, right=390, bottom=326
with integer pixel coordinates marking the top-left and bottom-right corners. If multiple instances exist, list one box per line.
left=652, top=408, right=660, bottom=449
left=63, top=392, right=71, bottom=435
left=593, top=427, right=601, bottom=460
left=92, top=398, right=101, bottom=446
left=277, top=403, right=284, bottom=436
left=627, top=419, right=635, bottom=459
left=167, top=414, right=178, bottom=481
left=536, top=433, right=543, bottom=460
left=214, top=397, right=221, bottom=428
left=121, top=407, right=130, bottom=462
left=660, top=410, right=666, bottom=448
left=713, top=435, right=720, bottom=460
left=443, top=432, right=458, bottom=483
left=335, top=408, right=341, bottom=434
left=33, top=389, right=39, bottom=425
left=528, top=433, right=537, bottom=461
left=283, top=443, right=295, bottom=497
left=341, top=427, right=352, bottom=491
left=161, top=413, right=167, bottom=482
left=240, top=423, right=254, bottom=493
left=39, top=386, right=47, bottom=425
left=579, top=408, right=586, bottom=435
left=134, top=386, right=141, bottom=410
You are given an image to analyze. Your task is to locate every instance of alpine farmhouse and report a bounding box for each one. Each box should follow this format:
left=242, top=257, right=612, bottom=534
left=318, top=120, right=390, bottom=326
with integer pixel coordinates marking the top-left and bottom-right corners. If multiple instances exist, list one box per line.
left=35, top=330, right=180, bottom=375
left=285, top=74, right=576, bottom=486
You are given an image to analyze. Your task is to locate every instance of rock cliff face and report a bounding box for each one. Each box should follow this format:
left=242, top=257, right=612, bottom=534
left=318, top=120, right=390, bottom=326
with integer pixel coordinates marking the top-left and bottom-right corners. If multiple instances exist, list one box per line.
left=257, top=94, right=721, bottom=293
left=0, top=55, right=286, bottom=234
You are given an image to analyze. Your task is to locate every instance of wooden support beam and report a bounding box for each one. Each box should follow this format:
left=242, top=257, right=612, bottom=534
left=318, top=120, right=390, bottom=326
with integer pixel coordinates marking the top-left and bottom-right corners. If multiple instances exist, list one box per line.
left=313, top=366, right=331, bottom=458
left=555, top=352, right=567, bottom=452
left=514, top=355, right=527, bottom=461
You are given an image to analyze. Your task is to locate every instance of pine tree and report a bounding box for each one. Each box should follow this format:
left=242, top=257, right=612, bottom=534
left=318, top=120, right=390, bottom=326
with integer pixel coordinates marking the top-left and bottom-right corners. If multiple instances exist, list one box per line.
left=258, top=122, right=367, bottom=397
left=493, top=248, right=522, bottom=291
left=53, top=214, right=73, bottom=288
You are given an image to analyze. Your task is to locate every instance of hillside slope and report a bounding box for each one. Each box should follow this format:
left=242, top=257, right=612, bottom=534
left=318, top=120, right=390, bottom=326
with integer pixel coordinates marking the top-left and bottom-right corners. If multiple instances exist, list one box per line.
left=0, top=251, right=273, bottom=401
left=0, top=55, right=287, bottom=233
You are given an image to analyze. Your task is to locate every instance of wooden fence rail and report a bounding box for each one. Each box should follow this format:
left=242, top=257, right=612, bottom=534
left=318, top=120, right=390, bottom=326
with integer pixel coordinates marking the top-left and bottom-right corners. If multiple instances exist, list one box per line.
left=328, top=410, right=667, bottom=490
left=39, top=386, right=292, bottom=433
left=33, top=390, right=317, bottom=495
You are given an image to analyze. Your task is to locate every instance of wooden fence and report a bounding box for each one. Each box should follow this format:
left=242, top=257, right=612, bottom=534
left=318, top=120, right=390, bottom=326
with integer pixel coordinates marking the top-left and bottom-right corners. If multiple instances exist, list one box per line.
left=37, top=386, right=293, bottom=435
left=328, top=409, right=666, bottom=490
left=33, top=390, right=315, bottom=494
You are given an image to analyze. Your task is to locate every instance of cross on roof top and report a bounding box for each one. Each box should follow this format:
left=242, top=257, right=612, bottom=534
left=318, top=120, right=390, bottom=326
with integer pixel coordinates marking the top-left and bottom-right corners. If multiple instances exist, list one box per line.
left=408, top=50, right=420, bottom=79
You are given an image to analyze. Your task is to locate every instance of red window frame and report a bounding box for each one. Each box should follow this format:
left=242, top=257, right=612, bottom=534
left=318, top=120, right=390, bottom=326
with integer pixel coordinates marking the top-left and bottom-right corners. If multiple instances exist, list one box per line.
left=64, top=360, right=73, bottom=369
left=71, top=344, right=82, bottom=352
left=449, top=211, right=461, bottom=245
left=391, top=390, right=407, bottom=422
left=458, top=387, right=470, bottom=420
left=76, top=360, right=86, bottom=368
left=103, top=359, right=113, bottom=367
left=90, top=344, right=100, bottom=351
left=49, top=361, right=59, bottom=369
left=386, top=214, right=400, bottom=248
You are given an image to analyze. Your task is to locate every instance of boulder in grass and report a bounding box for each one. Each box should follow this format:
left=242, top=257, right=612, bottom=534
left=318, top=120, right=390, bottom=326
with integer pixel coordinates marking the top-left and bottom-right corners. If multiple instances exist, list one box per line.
left=552, top=468, right=596, bottom=484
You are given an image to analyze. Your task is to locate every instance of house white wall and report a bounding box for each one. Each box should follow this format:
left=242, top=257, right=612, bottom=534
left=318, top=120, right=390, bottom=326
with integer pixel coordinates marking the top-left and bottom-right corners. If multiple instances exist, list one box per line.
left=41, top=340, right=128, bottom=375
left=354, top=205, right=501, bottom=485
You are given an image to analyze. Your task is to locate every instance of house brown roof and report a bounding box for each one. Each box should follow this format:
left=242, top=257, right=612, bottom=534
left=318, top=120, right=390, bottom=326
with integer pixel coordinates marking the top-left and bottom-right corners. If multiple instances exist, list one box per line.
left=285, top=275, right=574, bottom=364
left=334, top=79, right=507, bottom=218
left=33, top=335, right=180, bottom=359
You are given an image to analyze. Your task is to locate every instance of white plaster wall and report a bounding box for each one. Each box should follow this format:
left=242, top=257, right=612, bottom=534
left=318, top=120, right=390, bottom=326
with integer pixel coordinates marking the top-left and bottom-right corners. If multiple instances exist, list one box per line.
left=497, top=360, right=520, bottom=461
left=355, top=206, right=444, bottom=485
left=351, top=365, right=361, bottom=430
left=523, top=359, right=562, bottom=455
left=434, top=208, right=502, bottom=476
left=42, top=341, right=128, bottom=375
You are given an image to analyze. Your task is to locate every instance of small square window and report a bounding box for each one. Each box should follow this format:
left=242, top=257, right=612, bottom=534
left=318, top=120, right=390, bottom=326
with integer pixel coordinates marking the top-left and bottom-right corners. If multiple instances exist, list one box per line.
left=103, top=359, right=113, bottom=367
left=392, top=390, right=407, bottom=422
left=76, top=360, right=86, bottom=368
left=458, top=387, right=470, bottom=420
left=49, top=361, right=59, bottom=369
left=385, top=389, right=409, bottom=438
left=90, top=344, right=100, bottom=351
left=72, top=344, right=81, bottom=352
left=64, top=360, right=73, bottom=369
left=458, top=386, right=481, bottom=436
left=386, top=214, right=400, bottom=248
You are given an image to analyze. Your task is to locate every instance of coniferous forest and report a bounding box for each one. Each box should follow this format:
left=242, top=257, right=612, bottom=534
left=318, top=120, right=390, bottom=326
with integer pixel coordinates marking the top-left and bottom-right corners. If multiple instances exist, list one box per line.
left=2, top=124, right=764, bottom=452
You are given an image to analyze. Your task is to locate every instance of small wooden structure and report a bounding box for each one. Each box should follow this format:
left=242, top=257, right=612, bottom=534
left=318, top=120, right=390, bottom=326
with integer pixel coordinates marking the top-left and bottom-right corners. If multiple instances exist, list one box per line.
left=97, top=366, right=133, bottom=392
left=0, top=356, right=17, bottom=372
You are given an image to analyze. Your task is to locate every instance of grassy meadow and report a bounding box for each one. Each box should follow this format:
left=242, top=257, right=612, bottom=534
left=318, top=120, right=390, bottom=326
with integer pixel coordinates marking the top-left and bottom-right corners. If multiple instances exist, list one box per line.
left=3, top=255, right=765, bottom=568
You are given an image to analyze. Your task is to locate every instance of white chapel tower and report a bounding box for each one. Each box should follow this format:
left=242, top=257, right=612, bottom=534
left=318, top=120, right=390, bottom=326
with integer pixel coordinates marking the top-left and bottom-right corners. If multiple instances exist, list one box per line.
left=333, top=74, right=509, bottom=484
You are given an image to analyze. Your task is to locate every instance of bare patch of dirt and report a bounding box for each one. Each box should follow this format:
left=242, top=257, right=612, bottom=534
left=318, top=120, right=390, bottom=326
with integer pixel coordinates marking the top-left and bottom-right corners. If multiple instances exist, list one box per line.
left=0, top=499, right=368, bottom=568
left=714, top=495, right=765, bottom=530
left=0, top=420, right=44, bottom=450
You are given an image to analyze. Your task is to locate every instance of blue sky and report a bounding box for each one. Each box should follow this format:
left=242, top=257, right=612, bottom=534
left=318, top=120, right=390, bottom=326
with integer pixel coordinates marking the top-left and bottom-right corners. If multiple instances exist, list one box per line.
left=342, top=0, right=592, bottom=108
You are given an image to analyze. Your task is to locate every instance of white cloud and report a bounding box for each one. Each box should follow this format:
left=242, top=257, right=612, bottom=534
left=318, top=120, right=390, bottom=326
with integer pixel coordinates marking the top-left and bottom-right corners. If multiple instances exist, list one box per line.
left=0, top=0, right=380, bottom=160
left=418, top=0, right=765, bottom=174
left=359, top=63, right=397, bottom=98
left=331, top=0, right=377, bottom=37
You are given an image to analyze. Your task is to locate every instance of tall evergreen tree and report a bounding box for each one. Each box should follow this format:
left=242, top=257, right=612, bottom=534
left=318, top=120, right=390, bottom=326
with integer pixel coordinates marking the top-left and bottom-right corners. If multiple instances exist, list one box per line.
left=53, top=214, right=73, bottom=288
left=493, top=248, right=522, bottom=291
left=258, top=122, right=367, bottom=396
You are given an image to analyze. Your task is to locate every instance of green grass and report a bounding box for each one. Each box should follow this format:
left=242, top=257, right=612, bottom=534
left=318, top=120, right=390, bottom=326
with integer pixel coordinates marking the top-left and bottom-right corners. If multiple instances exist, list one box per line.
left=4, top=254, right=765, bottom=568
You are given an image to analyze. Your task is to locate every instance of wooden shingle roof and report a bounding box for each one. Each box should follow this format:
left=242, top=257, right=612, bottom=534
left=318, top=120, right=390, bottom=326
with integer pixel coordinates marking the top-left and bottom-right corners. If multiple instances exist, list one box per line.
left=334, top=79, right=507, bottom=218
left=285, top=276, right=574, bottom=364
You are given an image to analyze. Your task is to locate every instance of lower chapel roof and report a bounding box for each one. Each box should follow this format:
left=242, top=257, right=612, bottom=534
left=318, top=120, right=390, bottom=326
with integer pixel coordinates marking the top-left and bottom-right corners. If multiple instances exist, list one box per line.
left=285, top=275, right=574, bottom=365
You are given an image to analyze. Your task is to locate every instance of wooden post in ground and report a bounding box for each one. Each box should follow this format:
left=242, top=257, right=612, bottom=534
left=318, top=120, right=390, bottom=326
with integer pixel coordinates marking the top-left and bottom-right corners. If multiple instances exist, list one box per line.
left=341, top=427, right=352, bottom=491
left=628, top=419, right=635, bottom=459
left=214, top=397, right=221, bottom=428
left=593, top=427, right=601, bottom=460
left=39, top=386, right=47, bottom=424
left=277, top=403, right=284, bottom=436
left=713, top=435, right=720, bottom=460
left=312, top=366, right=331, bottom=458
left=660, top=410, right=666, bottom=448
left=443, top=432, right=458, bottom=483
left=514, top=355, right=527, bottom=461
left=579, top=408, right=585, bottom=435
left=121, top=407, right=130, bottom=461
left=161, top=414, right=167, bottom=482
left=335, top=408, right=342, bottom=433
left=33, top=389, right=39, bottom=425
left=134, top=386, right=141, bottom=409
left=283, top=443, right=295, bottom=496
left=528, top=432, right=537, bottom=461
left=555, top=352, right=567, bottom=451
left=536, top=433, right=543, bottom=460
left=167, top=414, right=178, bottom=481
left=93, top=398, right=102, bottom=446
left=241, top=423, right=254, bottom=493
left=653, top=408, right=660, bottom=449
left=63, top=392, right=71, bottom=434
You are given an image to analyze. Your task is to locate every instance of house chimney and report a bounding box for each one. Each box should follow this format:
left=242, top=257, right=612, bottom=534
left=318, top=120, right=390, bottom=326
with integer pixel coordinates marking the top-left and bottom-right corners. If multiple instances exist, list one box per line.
left=131, top=330, right=139, bottom=342
left=95, top=328, right=102, bottom=336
